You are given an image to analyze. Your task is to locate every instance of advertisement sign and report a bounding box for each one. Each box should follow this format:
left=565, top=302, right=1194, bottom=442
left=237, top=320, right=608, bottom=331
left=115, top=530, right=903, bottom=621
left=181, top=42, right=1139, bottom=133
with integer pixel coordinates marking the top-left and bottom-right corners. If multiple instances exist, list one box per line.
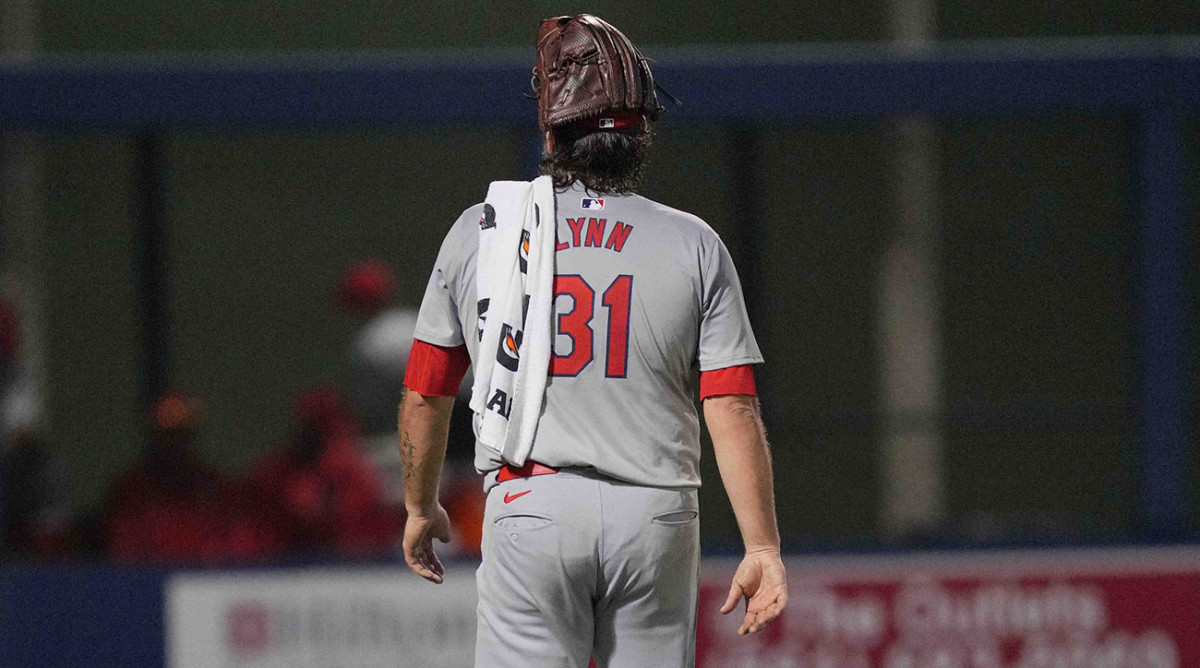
left=165, top=548, right=1199, bottom=668
left=697, top=547, right=1200, bottom=668
left=166, top=566, right=477, bottom=668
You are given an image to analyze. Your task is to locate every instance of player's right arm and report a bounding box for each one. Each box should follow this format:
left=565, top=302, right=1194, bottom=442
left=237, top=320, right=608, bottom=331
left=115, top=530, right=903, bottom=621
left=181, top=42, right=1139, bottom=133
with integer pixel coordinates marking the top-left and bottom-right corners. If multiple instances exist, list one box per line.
left=703, top=388, right=787, bottom=635
left=398, top=386, right=455, bottom=583
left=401, top=209, right=477, bottom=582
left=399, top=340, right=471, bottom=583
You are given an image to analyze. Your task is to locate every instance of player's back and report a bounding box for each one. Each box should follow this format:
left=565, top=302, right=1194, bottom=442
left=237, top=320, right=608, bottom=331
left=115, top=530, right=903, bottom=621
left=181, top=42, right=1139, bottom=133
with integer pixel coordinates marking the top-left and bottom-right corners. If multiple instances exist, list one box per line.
left=418, top=181, right=760, bottom=489
left=509, top=182, right=757, bottom=488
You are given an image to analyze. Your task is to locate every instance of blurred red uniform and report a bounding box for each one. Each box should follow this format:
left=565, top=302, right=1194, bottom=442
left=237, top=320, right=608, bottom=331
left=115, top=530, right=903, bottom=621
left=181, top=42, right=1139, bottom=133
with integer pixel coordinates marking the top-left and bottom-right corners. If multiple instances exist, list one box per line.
left=248, top=388, right=401, bottom=557
left=0, top=298, right=17, bottom=362
left=106, top=393, right=283, bottom=563
left=107, top=462, right=279, bottom=563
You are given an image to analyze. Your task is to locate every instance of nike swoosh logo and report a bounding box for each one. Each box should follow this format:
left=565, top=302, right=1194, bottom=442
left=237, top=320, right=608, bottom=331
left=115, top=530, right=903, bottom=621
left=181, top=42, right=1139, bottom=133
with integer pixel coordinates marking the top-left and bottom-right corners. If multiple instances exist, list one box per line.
left=504, top=490, right=532, bottom=504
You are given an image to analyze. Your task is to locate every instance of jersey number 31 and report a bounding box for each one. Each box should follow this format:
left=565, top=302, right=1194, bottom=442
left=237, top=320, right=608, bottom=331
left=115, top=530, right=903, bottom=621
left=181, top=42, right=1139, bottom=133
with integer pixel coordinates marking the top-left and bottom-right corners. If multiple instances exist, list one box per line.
left=549, top=274, right=632, bottom=378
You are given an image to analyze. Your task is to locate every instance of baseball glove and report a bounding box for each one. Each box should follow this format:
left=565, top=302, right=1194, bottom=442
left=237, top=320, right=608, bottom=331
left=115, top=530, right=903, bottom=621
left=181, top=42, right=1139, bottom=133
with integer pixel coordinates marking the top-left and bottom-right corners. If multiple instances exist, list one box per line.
left=531, top=14, right=664, bottom=131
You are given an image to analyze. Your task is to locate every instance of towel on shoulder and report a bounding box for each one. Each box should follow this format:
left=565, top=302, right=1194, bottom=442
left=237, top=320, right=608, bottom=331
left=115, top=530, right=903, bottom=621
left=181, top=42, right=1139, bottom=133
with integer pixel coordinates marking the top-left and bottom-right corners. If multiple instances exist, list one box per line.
left=469, top=176, right=557, bottom=466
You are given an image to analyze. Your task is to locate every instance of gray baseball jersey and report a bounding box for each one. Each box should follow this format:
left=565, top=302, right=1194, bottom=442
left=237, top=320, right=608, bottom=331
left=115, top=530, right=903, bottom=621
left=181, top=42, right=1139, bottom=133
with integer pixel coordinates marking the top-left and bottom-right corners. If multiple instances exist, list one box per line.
left=413, top=181, right=763, bottom=487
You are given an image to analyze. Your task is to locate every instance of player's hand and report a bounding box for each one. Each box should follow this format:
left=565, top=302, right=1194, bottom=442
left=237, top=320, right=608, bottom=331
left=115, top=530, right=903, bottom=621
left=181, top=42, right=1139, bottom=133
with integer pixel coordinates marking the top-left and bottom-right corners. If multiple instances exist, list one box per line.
left=403, top=504, right=452, bottom=584
left=719, top=548, right=788, bottom=635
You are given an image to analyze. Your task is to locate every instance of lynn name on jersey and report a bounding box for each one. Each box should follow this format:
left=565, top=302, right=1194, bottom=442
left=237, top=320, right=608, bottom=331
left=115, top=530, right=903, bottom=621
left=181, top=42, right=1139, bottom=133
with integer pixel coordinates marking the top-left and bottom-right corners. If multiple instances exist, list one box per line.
left=558, top=218, right=634, bottom=253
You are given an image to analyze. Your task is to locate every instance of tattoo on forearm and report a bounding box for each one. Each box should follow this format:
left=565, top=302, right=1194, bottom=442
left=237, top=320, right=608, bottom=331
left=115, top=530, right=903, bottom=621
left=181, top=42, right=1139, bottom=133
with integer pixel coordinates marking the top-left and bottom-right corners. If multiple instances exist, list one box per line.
left=729, top=398, right=771, bottom=454
left=731, top=404, right=758, bottom=421
left=400, top=428, right=416, bottom=481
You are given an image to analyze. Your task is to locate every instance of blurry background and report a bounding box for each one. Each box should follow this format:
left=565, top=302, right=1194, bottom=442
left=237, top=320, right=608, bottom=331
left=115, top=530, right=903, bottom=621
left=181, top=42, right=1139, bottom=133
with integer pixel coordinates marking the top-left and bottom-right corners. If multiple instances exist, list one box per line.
left=1, top=1, right=1199, bottom=666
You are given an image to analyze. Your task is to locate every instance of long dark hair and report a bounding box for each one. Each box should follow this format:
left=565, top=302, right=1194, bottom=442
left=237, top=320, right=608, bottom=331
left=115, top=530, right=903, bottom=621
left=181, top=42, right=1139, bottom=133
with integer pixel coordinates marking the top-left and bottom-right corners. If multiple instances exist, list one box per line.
left=538, top=128, right=652, bottom=194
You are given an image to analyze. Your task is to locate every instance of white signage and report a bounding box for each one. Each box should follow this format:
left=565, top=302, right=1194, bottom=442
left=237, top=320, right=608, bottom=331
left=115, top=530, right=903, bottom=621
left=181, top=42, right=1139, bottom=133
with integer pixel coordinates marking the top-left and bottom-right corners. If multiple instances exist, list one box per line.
left=167, top=566, right=477, bottom=668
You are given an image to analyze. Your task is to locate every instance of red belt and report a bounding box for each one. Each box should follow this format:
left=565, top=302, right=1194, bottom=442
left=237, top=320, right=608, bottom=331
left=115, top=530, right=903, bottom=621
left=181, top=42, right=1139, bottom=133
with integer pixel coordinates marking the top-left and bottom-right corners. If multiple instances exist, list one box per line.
left=496, top=461, right=559, bottom=483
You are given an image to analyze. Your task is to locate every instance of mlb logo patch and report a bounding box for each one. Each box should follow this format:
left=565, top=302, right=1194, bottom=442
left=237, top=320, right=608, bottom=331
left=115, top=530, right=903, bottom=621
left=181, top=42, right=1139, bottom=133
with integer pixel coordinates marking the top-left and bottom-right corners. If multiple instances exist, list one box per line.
left=581, top=198, right=605, bottom=210
left=598, top=117, right=616, bottom=129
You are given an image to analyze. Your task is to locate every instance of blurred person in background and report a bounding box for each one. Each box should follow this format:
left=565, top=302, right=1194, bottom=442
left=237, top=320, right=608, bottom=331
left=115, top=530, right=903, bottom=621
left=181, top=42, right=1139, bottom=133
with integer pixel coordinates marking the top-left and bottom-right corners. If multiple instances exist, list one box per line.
left=0, top=297, right=18, bottom=554
left=338, top=259, right=477, bottom=456
left=338, top=259, right=413, bottom=437
left=337, top=259, right=418, bottom=505
left=1, top=297, right=73, bottom=559
left=106, top=392, right=281, bottom=563
left=1, top=429, right=80, bottom=559
left=248, top=387, right=400, bottom=558
left=337, top=259, right=482, bottom=543
left=0, top=297, right=40, bottom=450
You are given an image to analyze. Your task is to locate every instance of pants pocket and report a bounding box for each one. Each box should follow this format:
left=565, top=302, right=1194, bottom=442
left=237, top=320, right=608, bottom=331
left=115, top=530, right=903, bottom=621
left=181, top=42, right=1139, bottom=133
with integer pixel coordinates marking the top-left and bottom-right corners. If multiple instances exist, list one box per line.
left=651, top=509, right=699, bottom=526
left=494, top=513, right=555, bottom=533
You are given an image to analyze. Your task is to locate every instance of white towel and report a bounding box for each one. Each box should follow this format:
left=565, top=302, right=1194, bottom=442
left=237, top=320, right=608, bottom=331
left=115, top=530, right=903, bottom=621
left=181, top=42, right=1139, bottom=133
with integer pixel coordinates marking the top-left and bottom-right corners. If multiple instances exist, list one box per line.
left=469, top=176, right=556, bottom=465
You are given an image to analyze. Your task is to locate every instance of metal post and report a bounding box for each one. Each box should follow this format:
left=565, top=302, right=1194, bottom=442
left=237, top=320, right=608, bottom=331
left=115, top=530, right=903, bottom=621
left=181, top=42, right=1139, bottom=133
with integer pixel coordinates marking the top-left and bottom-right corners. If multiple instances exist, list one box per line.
left=132, top=133, right=170, bottom=408
left=1137, top=107, right=1187, bottom=538
left=1, top=0, right=43, bottom=557
left=727, top=127, right=763, bottom=329
left=879, top=0, right=945, bottom=538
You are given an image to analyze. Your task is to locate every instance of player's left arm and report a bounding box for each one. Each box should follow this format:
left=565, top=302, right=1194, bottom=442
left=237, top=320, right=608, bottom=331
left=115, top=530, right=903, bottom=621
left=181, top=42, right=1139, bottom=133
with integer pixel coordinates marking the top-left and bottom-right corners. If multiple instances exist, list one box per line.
left=703, top=390, right=788, bottom=635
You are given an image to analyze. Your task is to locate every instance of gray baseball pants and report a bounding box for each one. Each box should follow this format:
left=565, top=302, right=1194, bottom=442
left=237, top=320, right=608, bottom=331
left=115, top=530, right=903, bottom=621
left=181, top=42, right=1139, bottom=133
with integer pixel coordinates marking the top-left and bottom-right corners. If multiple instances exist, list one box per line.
left=475, top=468, right=700, bottom=667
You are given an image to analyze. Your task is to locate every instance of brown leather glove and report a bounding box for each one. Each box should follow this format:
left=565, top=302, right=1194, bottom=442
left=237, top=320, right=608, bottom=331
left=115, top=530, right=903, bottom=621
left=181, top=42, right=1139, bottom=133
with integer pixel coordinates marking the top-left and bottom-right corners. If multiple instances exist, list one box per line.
left=532, top=14, right=663, bottom=131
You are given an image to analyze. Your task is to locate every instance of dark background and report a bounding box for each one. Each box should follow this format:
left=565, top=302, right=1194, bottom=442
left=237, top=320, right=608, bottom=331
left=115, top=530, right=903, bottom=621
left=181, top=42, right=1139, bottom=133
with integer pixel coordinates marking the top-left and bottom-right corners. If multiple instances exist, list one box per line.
left=15, top=0, right=1200, bottom=548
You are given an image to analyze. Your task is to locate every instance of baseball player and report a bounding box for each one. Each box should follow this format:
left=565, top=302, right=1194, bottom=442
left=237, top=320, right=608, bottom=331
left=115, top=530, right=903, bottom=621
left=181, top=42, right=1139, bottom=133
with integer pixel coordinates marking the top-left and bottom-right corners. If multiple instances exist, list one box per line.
left=399, top=14, right=786, bottom=667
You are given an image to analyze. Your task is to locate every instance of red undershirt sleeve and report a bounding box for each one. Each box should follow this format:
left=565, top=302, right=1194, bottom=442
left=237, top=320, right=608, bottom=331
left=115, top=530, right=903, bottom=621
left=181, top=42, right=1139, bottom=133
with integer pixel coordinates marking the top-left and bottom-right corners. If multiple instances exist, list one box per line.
left=699, top=364, right=757, bottom=400
left=404, top=340, right=471, bottom=397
